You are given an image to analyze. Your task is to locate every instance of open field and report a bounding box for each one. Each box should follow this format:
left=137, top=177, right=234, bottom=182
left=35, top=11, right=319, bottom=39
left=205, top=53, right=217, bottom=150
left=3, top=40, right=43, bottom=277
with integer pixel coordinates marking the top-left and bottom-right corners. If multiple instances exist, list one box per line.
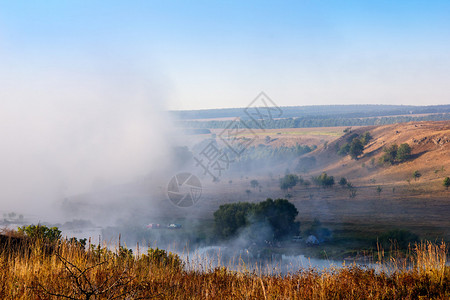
left=196, top=176, right=450, bottom=247
left=211, top=126, right=348, bottom=148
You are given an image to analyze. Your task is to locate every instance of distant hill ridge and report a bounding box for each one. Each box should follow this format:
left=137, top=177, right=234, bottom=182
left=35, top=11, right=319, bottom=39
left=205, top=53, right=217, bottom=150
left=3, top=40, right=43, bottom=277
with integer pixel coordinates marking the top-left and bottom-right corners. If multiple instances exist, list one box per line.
left=171, top=104, right=450, bottom=120
left=174, top=104, right=450, bottom=129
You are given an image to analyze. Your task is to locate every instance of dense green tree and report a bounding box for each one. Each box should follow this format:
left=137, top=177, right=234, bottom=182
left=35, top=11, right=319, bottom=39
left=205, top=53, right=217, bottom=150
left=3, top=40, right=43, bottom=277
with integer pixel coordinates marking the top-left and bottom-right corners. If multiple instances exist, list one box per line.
left=380, top=144, right=398, bottom=164
left=279, top=174, right=299, bottom=191
left=360, top=132, right=373, bottom=145
left=338, top=177, right=347, bottom=186
left=213, top=202, right=253, bottom=239
left=213, top=199, right=299, bottom=241
left=18, top=224, right=61, bottom=242
left=338, top=143, right=350, bottom=156
left=349, top=138, right=364, bottom=159
left=380, top=143, right=412, bottom=165
left=396, top=143, right=412, bottom=162
left=251, top=198, right=299, bottom=239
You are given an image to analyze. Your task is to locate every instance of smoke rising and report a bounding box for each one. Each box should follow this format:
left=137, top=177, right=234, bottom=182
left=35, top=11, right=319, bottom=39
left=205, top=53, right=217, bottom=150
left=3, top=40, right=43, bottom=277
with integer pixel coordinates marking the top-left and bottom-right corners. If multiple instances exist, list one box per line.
left=0, top=54, right=174, bottom=220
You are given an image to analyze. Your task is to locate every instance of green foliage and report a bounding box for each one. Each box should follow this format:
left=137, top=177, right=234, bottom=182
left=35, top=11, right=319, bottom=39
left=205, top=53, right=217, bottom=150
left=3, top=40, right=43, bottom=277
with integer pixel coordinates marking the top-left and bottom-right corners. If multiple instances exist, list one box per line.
left=213, top=202, right=254, bottom=238
left=376, top=185, right=382, bottom=195
left=312, top=172, right=335, bottom=187
left=68, top=237, right=87, bottom=248
left=377, top=229, right=419, bottom=250
left=279, top=174, right=300, bottom=191
left=360, top=132, right=373, bottom=145
left=251, top=198, right=300, bottom=239
left=349, top=137, right=364, bottom=159
left=337, top=132, right=371, bottom=159
left=18, top=224, right=61, bottom=242
left=145, top=248, right=183, bottom=270
left=443, top=177, right=450, bottom=190
left=213, top=198, right=299, bottom=240
left=179, top=108, right=450, bottom=129
left=380, top=143, right=412, bottom=165
left=338, top=143, right=350, bottom=156
left=380, top=144, right=399, bottom=164
left=397, top=143, right=412, bottom=162
left=413, top=170, right=422, bottom=181
left=338, top=177, right=347, bottom=186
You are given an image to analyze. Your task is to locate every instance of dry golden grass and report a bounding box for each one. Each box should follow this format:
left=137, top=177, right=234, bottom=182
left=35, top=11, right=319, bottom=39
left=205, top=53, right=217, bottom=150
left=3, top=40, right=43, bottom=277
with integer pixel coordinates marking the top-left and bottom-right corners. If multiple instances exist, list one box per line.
left=0, top=234, right=448, bottom=299
left=316, top=121, right=450, bottom=187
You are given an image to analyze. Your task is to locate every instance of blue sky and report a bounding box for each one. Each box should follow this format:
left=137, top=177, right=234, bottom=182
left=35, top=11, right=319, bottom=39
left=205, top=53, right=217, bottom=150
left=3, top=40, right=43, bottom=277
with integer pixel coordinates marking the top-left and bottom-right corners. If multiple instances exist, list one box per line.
left=1, top=1, right=450, bottom=110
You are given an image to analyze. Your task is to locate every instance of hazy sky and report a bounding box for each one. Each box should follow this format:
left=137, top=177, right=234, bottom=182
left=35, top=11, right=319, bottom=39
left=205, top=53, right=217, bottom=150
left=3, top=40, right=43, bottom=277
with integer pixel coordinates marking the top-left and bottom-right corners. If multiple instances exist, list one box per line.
left=1, top=1, right=450, bottom=110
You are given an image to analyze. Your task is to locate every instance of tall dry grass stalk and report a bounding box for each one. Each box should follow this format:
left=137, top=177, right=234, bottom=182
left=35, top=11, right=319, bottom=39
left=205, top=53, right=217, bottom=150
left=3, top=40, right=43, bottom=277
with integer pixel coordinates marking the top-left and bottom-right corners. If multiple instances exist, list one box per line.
left=413, top=241, right=447, bottom=283
left=0, top=234, right=448, bottom=299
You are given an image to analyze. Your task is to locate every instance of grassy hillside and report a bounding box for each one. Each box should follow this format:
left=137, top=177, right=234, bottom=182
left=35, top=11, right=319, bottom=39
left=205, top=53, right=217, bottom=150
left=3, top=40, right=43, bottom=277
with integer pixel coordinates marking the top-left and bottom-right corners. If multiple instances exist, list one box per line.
left=311, top=121, right=450, bottom=189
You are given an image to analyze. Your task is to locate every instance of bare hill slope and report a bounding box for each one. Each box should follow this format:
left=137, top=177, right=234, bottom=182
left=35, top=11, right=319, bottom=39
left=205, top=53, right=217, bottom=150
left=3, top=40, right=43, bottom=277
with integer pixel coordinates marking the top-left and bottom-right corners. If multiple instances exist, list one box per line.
left=309, top=121, right=450, bottom=189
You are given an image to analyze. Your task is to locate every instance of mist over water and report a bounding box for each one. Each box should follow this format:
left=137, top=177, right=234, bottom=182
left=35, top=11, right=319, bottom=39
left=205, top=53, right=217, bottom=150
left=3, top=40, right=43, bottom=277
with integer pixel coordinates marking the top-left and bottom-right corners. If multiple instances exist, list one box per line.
left=179, top=246, right=342, bottom=275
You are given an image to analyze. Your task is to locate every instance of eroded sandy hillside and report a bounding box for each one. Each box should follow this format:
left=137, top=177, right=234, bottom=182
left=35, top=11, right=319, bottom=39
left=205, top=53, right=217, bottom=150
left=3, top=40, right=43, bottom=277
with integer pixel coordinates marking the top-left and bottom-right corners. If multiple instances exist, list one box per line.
left=309, top=121, right=450, bottom=189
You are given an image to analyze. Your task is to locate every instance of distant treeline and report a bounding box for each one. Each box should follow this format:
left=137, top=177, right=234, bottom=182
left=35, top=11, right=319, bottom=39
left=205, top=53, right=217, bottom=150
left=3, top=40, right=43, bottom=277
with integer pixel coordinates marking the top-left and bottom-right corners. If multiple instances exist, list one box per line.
left=178, top=113, right=450, bottom=129
left=172, top=104, right=450, bottom=120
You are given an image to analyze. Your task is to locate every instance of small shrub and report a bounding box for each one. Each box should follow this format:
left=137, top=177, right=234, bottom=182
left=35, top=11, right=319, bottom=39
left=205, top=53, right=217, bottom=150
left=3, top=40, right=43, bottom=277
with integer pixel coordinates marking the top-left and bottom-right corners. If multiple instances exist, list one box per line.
left=413, top=170, right=422, bottom=181
left=146, top=248, right=183, bottom=270
left=443, top=177, right=450, bottom=190
left=376, top=185, right=382, bottom=195
left=312, top=172, right=335, bottom=187
left=18, top=224, right=61, bottom=243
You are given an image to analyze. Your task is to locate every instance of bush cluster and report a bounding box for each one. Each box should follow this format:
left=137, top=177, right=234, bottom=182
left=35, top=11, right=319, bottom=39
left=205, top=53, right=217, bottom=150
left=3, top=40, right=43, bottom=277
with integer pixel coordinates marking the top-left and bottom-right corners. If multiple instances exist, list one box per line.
left=213, top=198, right=299, bottom=240
left=338, top=132, right=372, bottom=159
left=380, top=143, right=411, bottom=164
left=312, top=172, right=335, bottom=187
